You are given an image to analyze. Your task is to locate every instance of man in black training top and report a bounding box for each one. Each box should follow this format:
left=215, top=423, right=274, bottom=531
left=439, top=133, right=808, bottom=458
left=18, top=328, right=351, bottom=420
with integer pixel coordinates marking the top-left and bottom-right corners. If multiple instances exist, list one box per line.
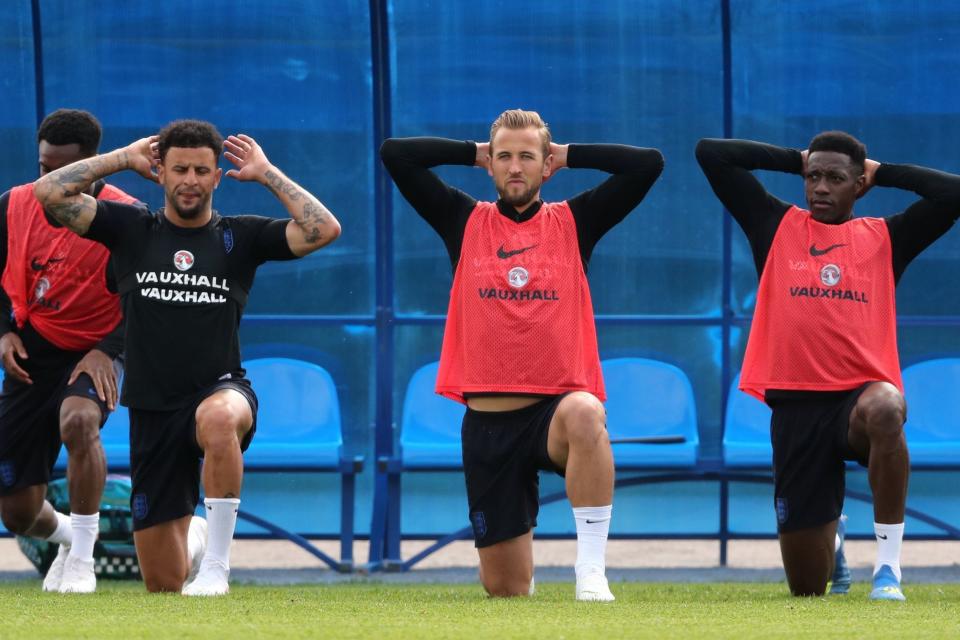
left=696, top=133, right=960, bottom=599
left=34, top=119, right=341, bottom=596
left=382, top=109, right=663, bottom=600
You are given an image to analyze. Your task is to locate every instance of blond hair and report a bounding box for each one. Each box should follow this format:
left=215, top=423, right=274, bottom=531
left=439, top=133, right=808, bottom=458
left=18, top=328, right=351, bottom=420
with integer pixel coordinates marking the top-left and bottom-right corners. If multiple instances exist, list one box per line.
left=489, top=109, right=551, bottom=157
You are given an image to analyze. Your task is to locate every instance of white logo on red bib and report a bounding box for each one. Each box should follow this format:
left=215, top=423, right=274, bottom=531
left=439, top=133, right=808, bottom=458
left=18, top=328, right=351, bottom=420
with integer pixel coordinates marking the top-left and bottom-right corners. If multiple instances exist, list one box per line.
left=173, top=250, right=195, bottom=271
left=820, top=263, right=841, bottom=287
left=34, top=277, right=50, bottom=301
left=507, top=266, right=529, bottom=289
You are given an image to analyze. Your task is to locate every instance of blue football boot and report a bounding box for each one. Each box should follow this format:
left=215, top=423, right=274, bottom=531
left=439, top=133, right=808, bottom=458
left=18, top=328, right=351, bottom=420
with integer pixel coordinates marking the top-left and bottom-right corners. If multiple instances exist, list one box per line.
left=870, top=564, right=906, bottom=601
left=829, top=515, right=851, bottom=595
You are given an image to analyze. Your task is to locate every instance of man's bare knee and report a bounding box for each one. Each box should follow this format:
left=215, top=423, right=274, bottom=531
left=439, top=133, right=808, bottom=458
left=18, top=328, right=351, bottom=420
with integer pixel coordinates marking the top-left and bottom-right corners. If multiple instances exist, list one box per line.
left=559, top=393, right=608, bottom=446
left=60, top=405, right=102, bottom=452
left=144, top=574, right=186, bottom=593
left=196, top=397, right=248, bottom=450
left=482, top=572, right=532, bottom=598
left=140, top=553, right=189, bottom=593
left=788, top=578, right=827, bottom=597
left=0, top=503, right=37, bottom=535
left=858, top=384, right=906, bottom=439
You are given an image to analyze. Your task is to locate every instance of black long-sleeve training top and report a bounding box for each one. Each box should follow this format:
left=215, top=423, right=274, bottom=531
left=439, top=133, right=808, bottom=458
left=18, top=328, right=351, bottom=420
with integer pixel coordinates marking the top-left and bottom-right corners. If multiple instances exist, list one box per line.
left=695, top=138, right=960, bottom=283
left=380, top=137, right=665, bottom=271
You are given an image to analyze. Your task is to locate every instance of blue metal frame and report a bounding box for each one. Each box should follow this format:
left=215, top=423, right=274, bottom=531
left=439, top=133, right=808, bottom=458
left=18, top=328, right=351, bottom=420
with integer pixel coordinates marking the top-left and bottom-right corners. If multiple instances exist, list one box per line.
left=368, top=0, right=396, bottom=568
left=385, top=470, right=960, bottom=572
left=362, top=0, right=960, bottom=571
left=21, top=1, right=960, bottom=571
left=30, top=0, right=45, bottom=126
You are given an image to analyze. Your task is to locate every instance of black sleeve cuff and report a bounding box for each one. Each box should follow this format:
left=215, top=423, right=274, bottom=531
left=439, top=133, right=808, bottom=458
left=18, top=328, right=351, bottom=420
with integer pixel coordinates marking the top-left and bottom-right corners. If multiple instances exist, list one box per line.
left=93, top=321, right=124, bottom=360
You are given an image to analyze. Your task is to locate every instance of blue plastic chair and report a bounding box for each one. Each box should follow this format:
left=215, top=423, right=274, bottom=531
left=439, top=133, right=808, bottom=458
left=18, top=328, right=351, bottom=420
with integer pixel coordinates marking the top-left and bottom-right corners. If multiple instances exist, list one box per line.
left=398, top=361, right=466, bottom=469
left=243, top=357, right=344, bottom=469
left=370, top=357, right=703, bottom=570
left=601, top=357, right=699, bottom=468
left=242, top=357, right=363, bottom=571
left=369, top=361, right=465, bottom=569
left=722, top=373, right=773, bottom=468
left=902, top=358, right=960, bottom=467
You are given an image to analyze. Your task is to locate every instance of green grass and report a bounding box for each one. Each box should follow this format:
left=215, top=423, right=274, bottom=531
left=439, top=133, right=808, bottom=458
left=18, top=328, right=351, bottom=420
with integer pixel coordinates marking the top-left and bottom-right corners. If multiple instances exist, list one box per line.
left=2, top=580, right=958, bottom=639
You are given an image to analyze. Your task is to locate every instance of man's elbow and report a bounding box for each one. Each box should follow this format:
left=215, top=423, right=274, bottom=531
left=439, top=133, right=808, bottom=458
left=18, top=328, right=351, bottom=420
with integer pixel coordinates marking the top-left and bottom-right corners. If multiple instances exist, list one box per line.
left=299, top=220, right=341, bottom=256
left=324, top=219, right=342, bottom=245
left=694, top=138, right=718, bottom=163
left=379, top=138, right=400, bottom=161
left=646, top=149, right=665, bottom=177
left=32, top=178, right=54, bottom=207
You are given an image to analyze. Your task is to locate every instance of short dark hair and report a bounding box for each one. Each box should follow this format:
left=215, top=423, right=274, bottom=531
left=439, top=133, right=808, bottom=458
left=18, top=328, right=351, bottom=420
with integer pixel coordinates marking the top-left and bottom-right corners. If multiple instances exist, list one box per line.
left=157, top=119, right=223, bottom=162
left=489, top=109, right=552, bottom=157
left=808, top=131, right=866, bottom=174
left=37, top=109, right=102, bottom=157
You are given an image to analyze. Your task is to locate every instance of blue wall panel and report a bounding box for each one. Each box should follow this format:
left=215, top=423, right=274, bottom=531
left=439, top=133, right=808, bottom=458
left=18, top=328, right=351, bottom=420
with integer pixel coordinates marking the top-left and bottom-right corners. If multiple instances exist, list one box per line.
left=0, top=4, right=37, bottom=188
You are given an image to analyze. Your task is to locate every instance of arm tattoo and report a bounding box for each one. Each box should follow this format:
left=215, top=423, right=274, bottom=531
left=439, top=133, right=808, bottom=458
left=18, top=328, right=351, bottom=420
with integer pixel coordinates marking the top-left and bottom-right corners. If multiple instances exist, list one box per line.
left=299, top=201, right=325, bottom=244
left=264, top=169, right=302, bottom=201
left=48, top=201, right=88, bottom=225
left=265, top=169, right=329, bottom=244
left=55, top=162, right=93, bottom=197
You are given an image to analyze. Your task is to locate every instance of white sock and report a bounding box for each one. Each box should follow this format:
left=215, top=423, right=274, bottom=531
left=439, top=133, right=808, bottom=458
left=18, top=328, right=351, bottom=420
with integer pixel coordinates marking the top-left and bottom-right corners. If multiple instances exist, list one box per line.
left=874, top=522, right=904, bottom=581
left=203, top=498, right=240, bottom=570
left=188, top=519, right=206, bottom=562
left=45, top=510, right=72, bottom=547
left=573, top=505, right=612, bottom=578
left=68, top=513, right=99, bottom=561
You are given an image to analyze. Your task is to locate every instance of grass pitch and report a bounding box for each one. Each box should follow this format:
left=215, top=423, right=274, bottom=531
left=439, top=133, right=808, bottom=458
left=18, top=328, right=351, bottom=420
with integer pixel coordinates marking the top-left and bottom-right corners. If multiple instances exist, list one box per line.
left=2, top=580, right=958, bottom=639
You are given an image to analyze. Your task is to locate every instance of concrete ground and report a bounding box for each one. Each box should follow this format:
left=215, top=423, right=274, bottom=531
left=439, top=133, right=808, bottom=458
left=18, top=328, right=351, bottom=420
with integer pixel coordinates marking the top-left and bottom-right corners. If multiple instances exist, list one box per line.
left=3, top=538, right=959, bottom=585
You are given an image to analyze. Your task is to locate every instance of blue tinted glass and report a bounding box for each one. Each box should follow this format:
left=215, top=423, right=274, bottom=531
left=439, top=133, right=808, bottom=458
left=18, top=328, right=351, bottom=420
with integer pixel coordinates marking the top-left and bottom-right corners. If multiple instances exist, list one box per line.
left=239, top=323, right=374, bottom=456
left=38, top=1, right=374, bottom=314
left=730, top=2, right=960, bottom=316
left=390, top=0, right=725, bottom=315
left=599, top=324, right=723, bottom=457
left=394, top=324, right=445, bottom=432
left=0, top=4, right=36, bottom=188
left=899, top=326, right=960, bottom=369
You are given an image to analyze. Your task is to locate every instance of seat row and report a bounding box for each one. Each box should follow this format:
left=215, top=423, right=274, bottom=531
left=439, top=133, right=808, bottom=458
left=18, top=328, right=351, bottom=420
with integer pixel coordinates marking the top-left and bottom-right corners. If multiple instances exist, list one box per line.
left=49, top=357, right=364, bottom=571
left=32, top=356, right=960, bottom=571
left=394, top=356, right=960, bottom=475
left=370, top=357, right=960, bottom=568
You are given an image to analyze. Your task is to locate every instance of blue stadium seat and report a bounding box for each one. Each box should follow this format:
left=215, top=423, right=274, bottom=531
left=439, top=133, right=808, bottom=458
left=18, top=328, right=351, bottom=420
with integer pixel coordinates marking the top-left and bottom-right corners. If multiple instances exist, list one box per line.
left=242, top=357, right=363, bottom=571
left=369, top=361, right=464, bottom=569
left=243, top=357, right=344, bottom=469
left=398, top=361, right=465, bottom=469
left=602, top=357, right=699, bottom=468
left=722, top=373, right=773, bottom=468
left=370, top=357, right=702, bottom=570
left=901, top=358, right=960, bottom=467
left=46, top=359, right=360, bottom=571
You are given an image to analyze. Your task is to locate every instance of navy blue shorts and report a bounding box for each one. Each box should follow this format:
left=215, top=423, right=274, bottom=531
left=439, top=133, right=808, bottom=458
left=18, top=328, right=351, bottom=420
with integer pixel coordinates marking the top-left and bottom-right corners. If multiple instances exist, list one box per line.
left=128, top=378, right=258, bottom=531
left=769, top=384, right=870, bottom=532
left=461, top=394, right=567, bottom=548
left=0, top=361, right=119, bottom=496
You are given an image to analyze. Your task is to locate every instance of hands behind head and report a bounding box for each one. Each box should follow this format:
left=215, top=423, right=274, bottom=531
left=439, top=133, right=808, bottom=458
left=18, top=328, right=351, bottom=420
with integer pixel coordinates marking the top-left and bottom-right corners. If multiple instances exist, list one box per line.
left=474, top=142, right=491, bottom=171
left=224, top=134, right=271, bottom=182
left=544, top=142, right=567, bottom=181
left=859, top=159, right=880, bottom=199
left=125, top=135, right=160, bottom=183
